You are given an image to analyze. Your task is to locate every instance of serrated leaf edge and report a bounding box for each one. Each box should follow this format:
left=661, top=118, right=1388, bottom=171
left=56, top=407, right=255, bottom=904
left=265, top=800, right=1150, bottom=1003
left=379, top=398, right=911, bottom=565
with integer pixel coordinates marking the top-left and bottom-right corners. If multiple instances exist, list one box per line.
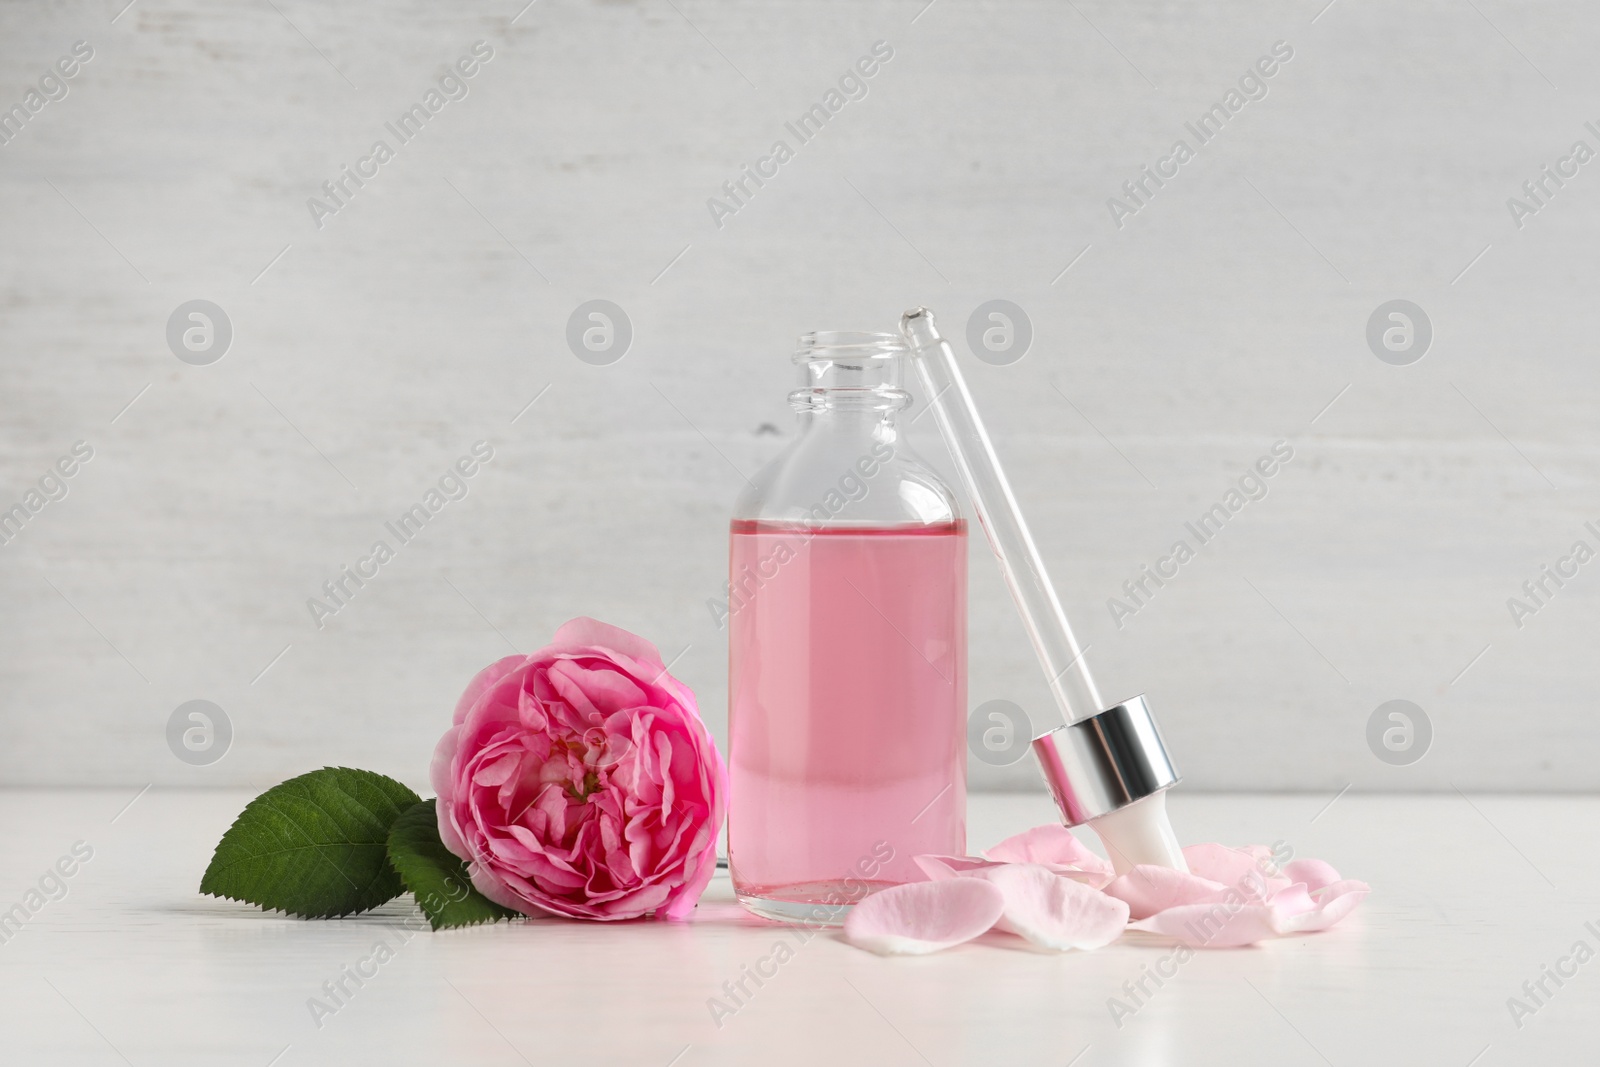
left=200, top=766, right=420, bottom=919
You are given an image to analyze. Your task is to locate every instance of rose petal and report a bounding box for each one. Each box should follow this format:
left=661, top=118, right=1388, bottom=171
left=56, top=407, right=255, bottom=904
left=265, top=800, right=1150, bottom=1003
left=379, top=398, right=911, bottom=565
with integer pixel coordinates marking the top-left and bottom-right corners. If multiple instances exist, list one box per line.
left=549, top=617, right=665, bottom=669
left=430, top=724, right=461, bottom=804
left=1046, top=866, right=1115, bottom=888
left=1282, top=858, right=1343, bottom=894
left=1129, top=901, right=1282, bottom=947
left=471, top=752, right=519, bottom=788
left=913, top=854, right=1008, bottom=881
left=979, top=864, right=1129, bottom=951
left=1182, top=843, right=1269, bottom=887
left=1276, top=880, right=1370, bottom=934
left=469, top=861, right=541, bottom=916
left=985, top=825, right=1112, bottom=874
left=547, top=660, right=649, bottom=721
left=1104, top=865, right=1230, bottom=919
left=843, top=879, right=1006, bottom=956
left=453, top=655, right=528, bottom=724
left=1264, top=882, right=1316, bottom=921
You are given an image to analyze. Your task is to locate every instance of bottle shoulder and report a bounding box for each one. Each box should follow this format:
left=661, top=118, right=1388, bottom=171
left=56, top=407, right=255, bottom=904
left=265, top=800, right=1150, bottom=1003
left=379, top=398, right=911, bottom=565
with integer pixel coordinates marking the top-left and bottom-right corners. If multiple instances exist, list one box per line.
left=732, top=432, right=960, bottom=526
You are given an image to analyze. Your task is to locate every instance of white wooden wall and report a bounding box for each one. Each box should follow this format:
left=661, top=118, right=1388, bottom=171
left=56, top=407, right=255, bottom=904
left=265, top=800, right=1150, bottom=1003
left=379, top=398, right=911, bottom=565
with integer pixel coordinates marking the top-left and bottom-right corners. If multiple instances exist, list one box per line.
left=2, top=0, right=1596, bottom=793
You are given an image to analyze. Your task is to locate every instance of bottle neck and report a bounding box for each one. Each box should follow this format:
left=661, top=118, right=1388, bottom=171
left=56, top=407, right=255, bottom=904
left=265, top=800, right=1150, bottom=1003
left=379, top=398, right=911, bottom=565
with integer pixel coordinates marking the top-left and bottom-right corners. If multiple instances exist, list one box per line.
left=791, top=391, right=906, bottom=437
left=789, top=330, right=911, bottom=444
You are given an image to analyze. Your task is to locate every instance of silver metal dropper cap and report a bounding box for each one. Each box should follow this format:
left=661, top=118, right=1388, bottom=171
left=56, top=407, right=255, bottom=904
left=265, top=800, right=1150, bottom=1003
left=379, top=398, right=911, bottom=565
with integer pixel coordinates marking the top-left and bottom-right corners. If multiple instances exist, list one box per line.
left=1031, top=695, right=1180, bottom=825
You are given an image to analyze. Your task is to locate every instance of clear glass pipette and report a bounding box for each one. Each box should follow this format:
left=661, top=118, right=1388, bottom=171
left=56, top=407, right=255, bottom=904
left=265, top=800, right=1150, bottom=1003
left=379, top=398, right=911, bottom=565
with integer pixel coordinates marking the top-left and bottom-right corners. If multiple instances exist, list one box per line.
left=900, top=308, right=1186, bottom=873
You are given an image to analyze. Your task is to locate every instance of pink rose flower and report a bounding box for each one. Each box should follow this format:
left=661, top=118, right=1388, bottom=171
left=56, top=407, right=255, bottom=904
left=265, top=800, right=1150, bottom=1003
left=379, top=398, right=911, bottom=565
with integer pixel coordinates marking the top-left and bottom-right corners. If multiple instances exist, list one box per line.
left=431, top=618, right=726, bottom=921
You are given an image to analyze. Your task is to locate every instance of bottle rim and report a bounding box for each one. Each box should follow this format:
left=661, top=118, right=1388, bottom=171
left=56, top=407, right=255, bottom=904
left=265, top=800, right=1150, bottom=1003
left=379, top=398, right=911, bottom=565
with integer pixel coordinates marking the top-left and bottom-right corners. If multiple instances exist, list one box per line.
left=793, top=331, right=907, bottom=363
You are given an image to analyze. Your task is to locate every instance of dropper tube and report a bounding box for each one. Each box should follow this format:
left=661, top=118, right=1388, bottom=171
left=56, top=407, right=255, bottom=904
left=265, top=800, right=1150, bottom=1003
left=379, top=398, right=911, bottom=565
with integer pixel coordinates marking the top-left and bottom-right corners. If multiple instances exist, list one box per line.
left=899, top=308, right=1102, bottom=726
left=900, top=307, right=1185, bottom=873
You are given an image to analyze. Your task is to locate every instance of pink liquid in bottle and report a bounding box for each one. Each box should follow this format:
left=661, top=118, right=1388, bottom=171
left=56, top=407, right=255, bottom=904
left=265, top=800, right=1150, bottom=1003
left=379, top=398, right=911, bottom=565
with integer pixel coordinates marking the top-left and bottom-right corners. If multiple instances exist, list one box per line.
left=728, top=519, right=967, bottom=923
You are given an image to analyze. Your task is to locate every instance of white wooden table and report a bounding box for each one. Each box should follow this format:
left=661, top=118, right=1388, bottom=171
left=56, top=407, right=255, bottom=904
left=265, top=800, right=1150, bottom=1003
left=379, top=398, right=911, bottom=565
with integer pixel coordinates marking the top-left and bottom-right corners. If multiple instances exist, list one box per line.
left=1, top=789, right=1593, bottom=1065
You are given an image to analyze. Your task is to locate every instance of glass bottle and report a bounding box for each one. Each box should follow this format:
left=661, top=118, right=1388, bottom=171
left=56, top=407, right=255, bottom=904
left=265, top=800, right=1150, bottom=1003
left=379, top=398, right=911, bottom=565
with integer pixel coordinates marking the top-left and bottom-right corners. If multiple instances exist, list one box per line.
left=727, top=331, right=967, bottom=925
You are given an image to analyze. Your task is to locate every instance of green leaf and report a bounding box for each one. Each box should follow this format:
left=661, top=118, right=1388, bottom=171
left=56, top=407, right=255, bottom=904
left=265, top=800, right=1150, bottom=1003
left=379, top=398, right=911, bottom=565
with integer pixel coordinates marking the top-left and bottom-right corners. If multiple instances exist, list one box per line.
left=387, top=799, right=520, bottom=931
left=201, top=767, right=421, bottom=919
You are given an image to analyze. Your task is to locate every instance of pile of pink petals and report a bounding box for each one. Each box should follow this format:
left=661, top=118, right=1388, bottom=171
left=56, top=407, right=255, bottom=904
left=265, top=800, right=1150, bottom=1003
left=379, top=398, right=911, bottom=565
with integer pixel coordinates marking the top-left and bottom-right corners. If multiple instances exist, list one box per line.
left=842, top=825, right=1368, bottom=955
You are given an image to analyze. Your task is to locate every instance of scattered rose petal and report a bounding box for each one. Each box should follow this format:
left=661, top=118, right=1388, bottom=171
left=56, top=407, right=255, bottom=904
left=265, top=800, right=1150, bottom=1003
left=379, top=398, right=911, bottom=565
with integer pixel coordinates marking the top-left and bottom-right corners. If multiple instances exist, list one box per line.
left=1277, top=880, right=1370, bottom=933
left=1181, top=843, right=1265, bottom=884
left=1126, top=866, right=1369, bottom=945
left=980, top=864, right=1130, bottom=951
left=914, top=854, right=1007, bottom=881
left=1106, top=864, right=1235, bottom=919
left=1266, top=883, right=1317, bottom=924
left=845, top=829, right=1368, bottom=957
left=1282, top=858, right=1342, bottom=894
left=843, top=879, right=1006, bottom=956
left=1181, top=844, right=1292, bottom=900
left=1129, top=901, right=1283, bottom=947
left=984, top=825, right=1115, bottom=886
